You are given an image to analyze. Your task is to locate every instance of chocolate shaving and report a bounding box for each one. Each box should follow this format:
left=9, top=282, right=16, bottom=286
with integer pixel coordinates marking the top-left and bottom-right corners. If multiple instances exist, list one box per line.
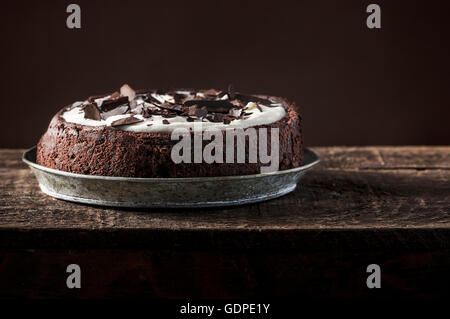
left=110, top=116, right=143, bottom=127
left=162, top=113, right=177, bottom=118
left=159, top=102, right=183, bottom=113
left=172, top=93, right=187, bottom=104
left=120, top=84, right=136, bottom=101
left=145, top=94, right=163, bottom=105
left=186, top=105, right=198, bottom=116
left=223, top=117, right=231, bottom=124
left=184, top=99, right=234, bottom=113
left=162, top=119, right=170, bottom=125
left=186, top=116, right=195, bottom=122
left=101, top=105, right=130, bottom=120
left=100, top=96, right=129, bottom=112
left=194, top=106, right=208, bottom=118
left=83, top=103, right=101, bottom=121
left=206, top=113, right=225, bottom=123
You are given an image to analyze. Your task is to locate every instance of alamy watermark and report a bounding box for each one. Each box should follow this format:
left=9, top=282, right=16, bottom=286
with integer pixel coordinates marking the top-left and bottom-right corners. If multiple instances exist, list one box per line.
left=366, top=4, right=381, bottom=29
left=66, top=4, right=81, bottom=29
left=170, top=122, right=280, bottom=174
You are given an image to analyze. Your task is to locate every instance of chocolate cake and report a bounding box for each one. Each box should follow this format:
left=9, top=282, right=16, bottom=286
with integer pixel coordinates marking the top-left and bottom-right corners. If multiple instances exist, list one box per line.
left=37, top=85, right=303, bottom=177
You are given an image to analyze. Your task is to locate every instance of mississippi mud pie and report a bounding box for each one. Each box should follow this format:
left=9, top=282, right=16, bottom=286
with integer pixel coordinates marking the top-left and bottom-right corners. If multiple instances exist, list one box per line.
left=37, top=85, right=303, bottom=177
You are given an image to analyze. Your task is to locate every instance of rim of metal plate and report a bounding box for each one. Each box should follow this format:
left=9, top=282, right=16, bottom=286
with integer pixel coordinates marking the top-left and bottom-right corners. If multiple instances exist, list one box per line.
left=22, top=146, right=320, bottom=182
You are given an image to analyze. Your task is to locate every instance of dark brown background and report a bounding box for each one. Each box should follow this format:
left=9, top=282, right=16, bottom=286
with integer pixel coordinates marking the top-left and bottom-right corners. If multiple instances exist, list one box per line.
left=0, top=0, right=449, bottom=148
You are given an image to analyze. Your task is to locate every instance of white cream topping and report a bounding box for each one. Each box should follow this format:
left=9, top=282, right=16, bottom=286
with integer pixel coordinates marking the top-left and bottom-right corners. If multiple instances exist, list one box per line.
left=61, top=92, right=286, bottom=133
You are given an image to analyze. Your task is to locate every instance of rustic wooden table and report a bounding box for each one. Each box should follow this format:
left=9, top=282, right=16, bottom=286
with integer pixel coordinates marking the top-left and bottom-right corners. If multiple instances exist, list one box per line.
left=0, top=147, right=449, bottom=298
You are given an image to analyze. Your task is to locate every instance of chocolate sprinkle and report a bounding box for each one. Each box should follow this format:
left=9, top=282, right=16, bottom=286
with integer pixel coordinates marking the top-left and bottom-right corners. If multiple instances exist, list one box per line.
left=110, top=116, right=143, bottom=127
left=162, top=119, right=170, bottom=125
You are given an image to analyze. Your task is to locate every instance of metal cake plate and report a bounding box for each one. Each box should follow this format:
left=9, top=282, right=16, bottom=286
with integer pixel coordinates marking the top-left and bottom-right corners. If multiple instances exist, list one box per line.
left=22, top=146, right=320, bottom=208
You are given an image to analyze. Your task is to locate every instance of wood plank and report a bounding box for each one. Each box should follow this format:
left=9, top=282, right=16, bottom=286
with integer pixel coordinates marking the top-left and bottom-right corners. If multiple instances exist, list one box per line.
left=0, top=148, right=449, bottom=249
left=0, top=167, right=449, bottom=230
left=0, top=148, right=449, bottom=299
left=314, top=146, right=450, bottom=170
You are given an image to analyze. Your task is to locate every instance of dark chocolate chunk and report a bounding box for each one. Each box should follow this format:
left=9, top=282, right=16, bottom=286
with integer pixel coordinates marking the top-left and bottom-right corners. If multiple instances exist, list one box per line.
left=186, top=105, right=198, bottom=116
left=101, top=105, right=129, bottom=120
left=83, top=103, right=101, bottom=121
left=184, top=99, right=234, bottom=113
left=186, top=116, right=195, bottom=122
left=194, top=106, right=208, bottom=118
left=172, top=93, right=187, bottom=104
left=162, top=119, right=170, bottom=125
left=162, top=113, right=177, bottom=118
left=223, top=117, right=231, bottom=124
left=110, top=116, right=143, bottom=127
left=159, top=102, right=183, bottom=113
left=100, top=96, right=129, bottom=112
left=145, top=94, right=163, bottom=105
left=206, top=113, right=225, bottom=123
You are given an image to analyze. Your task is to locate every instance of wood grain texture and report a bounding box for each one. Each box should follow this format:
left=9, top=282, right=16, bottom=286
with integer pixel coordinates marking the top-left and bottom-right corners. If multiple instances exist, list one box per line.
left=0, top=147, right=449, bottom=250
left=0, top=147, right=449, bottom=299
